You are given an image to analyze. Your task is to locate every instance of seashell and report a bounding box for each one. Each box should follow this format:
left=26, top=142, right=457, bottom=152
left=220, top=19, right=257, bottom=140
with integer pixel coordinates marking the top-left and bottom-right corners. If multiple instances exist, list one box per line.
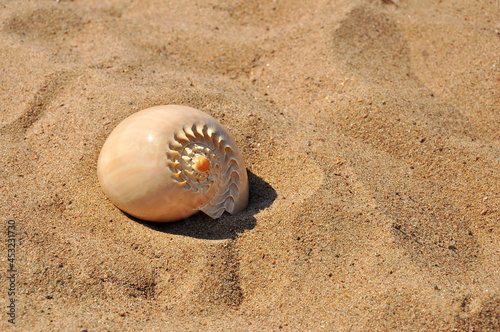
left=97, top=105, right=249, bottom=222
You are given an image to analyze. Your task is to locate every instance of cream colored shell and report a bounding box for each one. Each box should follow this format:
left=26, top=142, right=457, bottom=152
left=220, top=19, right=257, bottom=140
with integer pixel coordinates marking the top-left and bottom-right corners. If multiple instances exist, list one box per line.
left=97, top=105, right=249, bottom=222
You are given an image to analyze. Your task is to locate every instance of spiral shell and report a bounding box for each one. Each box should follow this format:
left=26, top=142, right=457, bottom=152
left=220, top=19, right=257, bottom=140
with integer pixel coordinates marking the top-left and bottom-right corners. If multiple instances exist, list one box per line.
left=97, top=105, right=249, bottom=222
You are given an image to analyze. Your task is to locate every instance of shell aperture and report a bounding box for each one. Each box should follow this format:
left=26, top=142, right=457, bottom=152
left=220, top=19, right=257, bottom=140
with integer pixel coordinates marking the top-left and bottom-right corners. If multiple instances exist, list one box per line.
left=97, top=105, right=249, bottom=222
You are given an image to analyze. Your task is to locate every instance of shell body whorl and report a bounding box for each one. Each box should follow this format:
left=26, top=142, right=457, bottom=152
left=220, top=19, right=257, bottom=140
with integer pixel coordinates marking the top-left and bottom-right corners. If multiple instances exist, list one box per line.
left=97, top=105, right=249, bottom=222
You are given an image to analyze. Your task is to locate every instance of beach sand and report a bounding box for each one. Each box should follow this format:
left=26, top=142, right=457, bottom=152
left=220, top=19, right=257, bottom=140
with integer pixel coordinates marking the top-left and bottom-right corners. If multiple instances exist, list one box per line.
left=0, top=0, right=499, bottom=330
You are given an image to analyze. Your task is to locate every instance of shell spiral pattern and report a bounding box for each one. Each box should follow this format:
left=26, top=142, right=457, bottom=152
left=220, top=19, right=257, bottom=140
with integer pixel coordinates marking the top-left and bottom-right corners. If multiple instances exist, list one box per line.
left=97, top=105, right=249, bottom=222
left=166, top=123, right=244, bottom=219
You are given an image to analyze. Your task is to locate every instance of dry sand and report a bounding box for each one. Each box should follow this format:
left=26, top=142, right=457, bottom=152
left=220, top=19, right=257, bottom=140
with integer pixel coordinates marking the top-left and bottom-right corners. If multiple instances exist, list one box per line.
left=0, top=0, right=499, bottom=330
